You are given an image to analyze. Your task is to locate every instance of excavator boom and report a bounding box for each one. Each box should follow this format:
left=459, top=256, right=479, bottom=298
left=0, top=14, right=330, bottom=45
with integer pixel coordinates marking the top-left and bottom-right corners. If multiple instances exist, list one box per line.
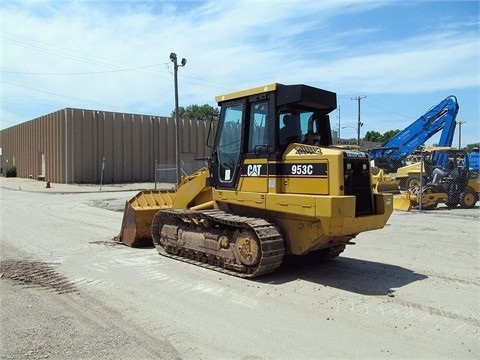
left=371, top=96, right=459, bottom=193
left=370, top=96, right=459, bottom=173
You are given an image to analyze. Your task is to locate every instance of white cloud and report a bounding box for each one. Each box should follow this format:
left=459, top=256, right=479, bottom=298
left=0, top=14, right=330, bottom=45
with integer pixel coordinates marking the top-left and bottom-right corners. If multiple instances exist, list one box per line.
left=1, top=0, right=478, bottom=145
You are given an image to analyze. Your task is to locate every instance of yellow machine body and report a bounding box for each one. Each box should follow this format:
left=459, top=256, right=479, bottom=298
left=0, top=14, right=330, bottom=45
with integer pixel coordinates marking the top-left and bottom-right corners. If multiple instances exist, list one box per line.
left=212, top=144, right=393, bottom=255
left=116, top=83, right=393, bottom=277
left=117, top=149, right=393, bottom=254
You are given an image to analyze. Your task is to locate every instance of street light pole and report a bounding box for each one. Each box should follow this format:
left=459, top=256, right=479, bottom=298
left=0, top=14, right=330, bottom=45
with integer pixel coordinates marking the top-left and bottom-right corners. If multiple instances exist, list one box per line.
left=337, top=106, right=341, bottom=139
left=351, top=95, right=366, bottom=146
left=457, top=121, right=466, bottom=149
left=170, top=52, right=187, bottom=185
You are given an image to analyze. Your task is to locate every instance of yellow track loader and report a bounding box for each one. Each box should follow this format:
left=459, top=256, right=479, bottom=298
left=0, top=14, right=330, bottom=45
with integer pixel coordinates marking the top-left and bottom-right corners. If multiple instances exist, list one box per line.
left=116, top=83, right=393, bottom=278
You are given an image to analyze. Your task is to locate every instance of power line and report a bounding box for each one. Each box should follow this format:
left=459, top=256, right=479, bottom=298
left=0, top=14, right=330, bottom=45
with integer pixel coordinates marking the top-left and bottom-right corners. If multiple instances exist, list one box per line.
left=366, top=97, right=417, bottom=120
left=0, top=63, right=168, bottom=76
left=2, top=31, right=169, bottom=78
left=1, top=31, right=245, bottom=94
left=1, top=80, right=136, bottom=113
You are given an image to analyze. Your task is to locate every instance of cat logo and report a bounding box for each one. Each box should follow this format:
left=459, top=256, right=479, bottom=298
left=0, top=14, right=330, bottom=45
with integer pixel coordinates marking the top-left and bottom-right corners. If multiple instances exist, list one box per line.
left=247, top=164, right=263, bottom=176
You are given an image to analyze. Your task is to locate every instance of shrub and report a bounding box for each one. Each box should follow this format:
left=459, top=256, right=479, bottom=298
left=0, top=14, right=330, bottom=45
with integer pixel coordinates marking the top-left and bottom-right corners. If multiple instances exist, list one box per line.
left=5, top=165, right=17, bottom=177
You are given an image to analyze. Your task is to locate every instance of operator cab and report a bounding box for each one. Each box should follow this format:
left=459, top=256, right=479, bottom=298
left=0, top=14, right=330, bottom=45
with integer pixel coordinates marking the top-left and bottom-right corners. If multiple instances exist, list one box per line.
left=210, top=83, right=336, bottom=189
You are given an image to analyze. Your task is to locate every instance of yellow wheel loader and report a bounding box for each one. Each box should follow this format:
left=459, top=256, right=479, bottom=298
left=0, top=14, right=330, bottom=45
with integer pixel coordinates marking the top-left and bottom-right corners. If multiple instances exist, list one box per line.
left=116, top=83, right=393, bottom=278
left=372, top=146, right=457, bottom=195
left=393, top=146, right=455, bottom=190
left=394, top=148, right=480, bottom=211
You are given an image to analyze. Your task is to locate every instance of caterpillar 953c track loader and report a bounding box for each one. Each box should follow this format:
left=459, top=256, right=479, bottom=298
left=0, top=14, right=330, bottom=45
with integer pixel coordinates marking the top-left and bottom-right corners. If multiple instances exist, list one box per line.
left=116, top=83, right=393, bottom=278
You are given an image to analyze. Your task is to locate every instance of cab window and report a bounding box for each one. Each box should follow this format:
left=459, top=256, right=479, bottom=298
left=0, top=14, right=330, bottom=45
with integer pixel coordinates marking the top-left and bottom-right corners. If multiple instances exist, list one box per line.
left=217, top=104, right=243, bottom=182
left=248, top=102, right=268, bottom=153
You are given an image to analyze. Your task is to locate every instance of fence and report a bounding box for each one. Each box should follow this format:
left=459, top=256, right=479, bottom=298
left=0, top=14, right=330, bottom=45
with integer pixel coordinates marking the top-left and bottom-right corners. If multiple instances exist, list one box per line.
left=154, top=160, right=207, bottom=189
left=399, top=151, right=479, bottom=214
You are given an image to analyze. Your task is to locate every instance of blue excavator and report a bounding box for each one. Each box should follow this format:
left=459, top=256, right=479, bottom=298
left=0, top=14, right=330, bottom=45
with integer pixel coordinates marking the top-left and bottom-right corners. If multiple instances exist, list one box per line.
left=468, top=148, right=479, bottom=171
left=370, top=95, right=459, bottom=174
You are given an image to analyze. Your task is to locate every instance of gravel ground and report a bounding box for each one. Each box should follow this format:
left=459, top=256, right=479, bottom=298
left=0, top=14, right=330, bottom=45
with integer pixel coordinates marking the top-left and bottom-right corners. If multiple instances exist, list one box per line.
left=0, top=280, right=178, bottom=359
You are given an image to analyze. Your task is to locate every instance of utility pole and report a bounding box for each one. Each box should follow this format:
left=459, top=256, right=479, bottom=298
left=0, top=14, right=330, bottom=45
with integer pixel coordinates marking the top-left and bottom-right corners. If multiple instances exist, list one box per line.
left=170, top=52, right=187, bottom=185
left=457, top=120, right=466, bottom=149
left=337, top=106, right=341, bottom=139
left=351, top=95, right=366, bottom=146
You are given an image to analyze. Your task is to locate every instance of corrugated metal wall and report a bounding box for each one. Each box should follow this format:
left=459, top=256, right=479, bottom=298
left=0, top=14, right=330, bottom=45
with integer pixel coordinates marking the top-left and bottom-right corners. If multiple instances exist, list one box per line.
left=0, top=108, right=216, bottom=184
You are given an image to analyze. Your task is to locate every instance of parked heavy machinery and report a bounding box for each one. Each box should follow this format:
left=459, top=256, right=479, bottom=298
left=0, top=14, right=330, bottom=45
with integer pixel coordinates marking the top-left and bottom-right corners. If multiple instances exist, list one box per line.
left=370, top=96, right=459, bottom=192
left=394, top=146, right=456, bottom=189
left=394, top=148, right=479, bottom=211
left=116, top=83, right=393, bottom=278
left=468, top=147, right=479, bottom=171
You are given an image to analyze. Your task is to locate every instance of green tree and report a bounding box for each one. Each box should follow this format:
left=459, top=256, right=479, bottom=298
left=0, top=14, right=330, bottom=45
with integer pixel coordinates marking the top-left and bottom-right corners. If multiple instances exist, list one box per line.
left=381, top=129, right=401, bottom=143
left=465, top=143, right=479, bottom=152
left=171, top=104, right=219, bottom=121
left=364, top=130, right=382, bottom=142
left=364, top=129, right=401, bottom=143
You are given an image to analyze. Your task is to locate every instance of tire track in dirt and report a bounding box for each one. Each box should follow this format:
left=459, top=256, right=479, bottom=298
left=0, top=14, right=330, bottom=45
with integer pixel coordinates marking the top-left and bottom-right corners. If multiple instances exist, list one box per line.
left=0, top=259, right=78, bottom=294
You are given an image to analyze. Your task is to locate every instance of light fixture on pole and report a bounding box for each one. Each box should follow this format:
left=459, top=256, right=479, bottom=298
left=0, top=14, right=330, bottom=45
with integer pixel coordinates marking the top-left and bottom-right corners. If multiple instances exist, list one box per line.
left=342, top=125, right=358, bottom=140
left=170, top=52, right=187, bottom=185
left=457, top=120, right=466, bottom=149
left=337, top=106, right=341, bottom=139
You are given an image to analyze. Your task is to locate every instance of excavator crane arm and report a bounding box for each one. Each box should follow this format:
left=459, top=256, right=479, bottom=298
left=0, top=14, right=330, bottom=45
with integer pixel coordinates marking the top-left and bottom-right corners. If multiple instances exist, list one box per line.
left=370, top=96, right=459, bottom=173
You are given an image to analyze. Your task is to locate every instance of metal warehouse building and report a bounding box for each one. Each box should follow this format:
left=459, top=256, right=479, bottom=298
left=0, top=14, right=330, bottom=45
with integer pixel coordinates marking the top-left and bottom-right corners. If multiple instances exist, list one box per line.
left=0, top=108, right=214, bottom=184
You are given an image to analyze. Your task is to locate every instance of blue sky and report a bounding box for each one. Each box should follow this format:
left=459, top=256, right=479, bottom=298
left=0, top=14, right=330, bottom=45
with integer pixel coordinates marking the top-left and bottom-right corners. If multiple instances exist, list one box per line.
left=1, top=0, right=479, bottom=146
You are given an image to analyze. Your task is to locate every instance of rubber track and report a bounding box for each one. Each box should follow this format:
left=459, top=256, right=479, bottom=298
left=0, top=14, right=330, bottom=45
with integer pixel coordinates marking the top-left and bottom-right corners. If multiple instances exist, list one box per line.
left=153, top=209, right=285, bottom=278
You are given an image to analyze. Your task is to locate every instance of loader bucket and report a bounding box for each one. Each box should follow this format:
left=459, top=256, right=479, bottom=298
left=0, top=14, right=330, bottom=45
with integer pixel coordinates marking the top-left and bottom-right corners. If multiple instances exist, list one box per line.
left=115, top=190, right=174, bottom=247
left=393, top=194, right=413, bottom=212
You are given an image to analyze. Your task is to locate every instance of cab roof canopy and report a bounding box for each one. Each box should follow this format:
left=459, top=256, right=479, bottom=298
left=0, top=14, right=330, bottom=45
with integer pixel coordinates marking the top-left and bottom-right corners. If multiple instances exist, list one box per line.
left=215, top=83, right=337, bottom=114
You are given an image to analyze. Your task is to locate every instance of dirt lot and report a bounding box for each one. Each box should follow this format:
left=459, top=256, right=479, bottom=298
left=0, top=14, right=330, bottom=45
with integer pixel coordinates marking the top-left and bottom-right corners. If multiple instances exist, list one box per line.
left=0, top=178, right=479, bottom=359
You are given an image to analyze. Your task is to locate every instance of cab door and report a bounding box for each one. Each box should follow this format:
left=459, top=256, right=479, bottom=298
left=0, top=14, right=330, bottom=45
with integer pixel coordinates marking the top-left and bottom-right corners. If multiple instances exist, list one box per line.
left=211, top=99, right=246, bottom=190
left=239, top=100, right=270, bottom=193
